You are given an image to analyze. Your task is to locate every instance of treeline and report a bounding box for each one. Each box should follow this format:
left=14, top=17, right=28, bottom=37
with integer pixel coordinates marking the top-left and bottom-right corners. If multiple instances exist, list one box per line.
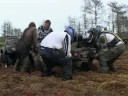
left=1, top=21, right=22, bottom=37
left=68, top=0, right=128, bottom=35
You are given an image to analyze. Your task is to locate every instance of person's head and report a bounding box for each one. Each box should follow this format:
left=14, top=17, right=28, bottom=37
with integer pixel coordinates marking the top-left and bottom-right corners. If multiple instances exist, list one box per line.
left=88, top=26, right=101, bottom=41
left=95, top=26, right=102, bottom=33
left=88, top=28, right=95, bottom=33
left=29, top=22, right=36, bottom=27
left=43, top=20, right=51, bottom=30
left=88, top=26, right=101, bottom=34
left=64, top=26, right=77, bottom=42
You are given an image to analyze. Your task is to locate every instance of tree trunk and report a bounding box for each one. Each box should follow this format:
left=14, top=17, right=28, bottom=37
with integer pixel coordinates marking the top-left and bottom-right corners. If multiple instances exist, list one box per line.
left=95, top=6, right=97, bottom=25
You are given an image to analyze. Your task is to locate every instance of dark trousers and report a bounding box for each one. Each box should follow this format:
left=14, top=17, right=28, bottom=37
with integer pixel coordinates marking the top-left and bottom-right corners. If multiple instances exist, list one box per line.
left=5, top=52, right=17, bottom=66
left=39, top=47, right=72, bottom=79
left=14, top=52, right=35, bottom=73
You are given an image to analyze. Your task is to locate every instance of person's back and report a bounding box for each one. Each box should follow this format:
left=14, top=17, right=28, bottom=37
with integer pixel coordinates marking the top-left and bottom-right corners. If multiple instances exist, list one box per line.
left=14, top=22, right=37, bottom=72
left=41, top=32, right=68, bottom=49
left=16, top=23, right=37, bottom=53
left=41, top=31, right=71, bottom=57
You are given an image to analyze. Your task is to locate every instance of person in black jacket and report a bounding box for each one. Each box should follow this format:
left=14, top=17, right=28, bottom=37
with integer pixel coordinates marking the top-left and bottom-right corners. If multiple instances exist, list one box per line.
left=37, top=20, right=53, bottom=43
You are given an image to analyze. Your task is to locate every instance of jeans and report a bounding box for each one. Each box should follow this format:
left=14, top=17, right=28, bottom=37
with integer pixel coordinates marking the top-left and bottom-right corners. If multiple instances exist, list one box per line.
left=39, top=47, right=72, bottom=79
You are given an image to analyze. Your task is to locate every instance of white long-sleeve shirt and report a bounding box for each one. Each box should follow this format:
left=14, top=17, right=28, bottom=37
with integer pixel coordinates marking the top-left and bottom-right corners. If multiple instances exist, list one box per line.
left=105, top=33, right=115, bottom=43
left=40, top=31, right=72, bottom=57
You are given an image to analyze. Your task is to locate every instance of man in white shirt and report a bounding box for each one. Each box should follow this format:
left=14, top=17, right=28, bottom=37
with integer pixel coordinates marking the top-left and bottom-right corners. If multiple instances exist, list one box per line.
left=39, top=26, right=76, bottom=80
left=98, top=28, right=125, bottom=72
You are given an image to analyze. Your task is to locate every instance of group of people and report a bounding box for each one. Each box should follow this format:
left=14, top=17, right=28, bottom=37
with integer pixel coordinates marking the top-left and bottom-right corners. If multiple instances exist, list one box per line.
left=83, top=27, right=125, bottom=73
left=14, top=20, right=75, bottom=80
left=13, top=20, right=126, bottom=81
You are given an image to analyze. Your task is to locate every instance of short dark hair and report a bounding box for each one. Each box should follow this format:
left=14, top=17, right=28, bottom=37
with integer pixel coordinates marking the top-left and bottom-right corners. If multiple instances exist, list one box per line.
left=29, top=22, right=36, bottom=27
left=45, top=20, right=51, bottom=26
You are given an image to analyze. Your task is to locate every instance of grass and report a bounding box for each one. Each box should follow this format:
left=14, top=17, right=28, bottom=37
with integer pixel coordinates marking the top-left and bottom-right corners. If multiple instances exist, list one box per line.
left=0, top=37, right=5, bottom=42
left=0, top=51, right=127, bottom=96
left=0, top=37, right=5, bottom=48
left=0, top=42, right=5, bottom=48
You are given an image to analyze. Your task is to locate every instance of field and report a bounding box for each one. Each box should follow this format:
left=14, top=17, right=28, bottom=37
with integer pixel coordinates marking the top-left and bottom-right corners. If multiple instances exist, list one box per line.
left=0, top=51, right=127, bottom=96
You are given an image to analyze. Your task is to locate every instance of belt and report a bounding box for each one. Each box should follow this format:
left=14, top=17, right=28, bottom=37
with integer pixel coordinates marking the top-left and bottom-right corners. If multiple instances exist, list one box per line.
left=40, top=46, right=65, bottom=56
left=40, top=46, right=50, bottom=49
left=40, top=46, right=60, bottom=51
left=107, top=37, right=120, bottom=48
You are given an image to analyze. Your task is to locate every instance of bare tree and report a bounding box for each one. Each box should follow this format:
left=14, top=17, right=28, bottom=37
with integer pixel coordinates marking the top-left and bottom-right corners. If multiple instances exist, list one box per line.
left=2, top=21, right=22, bottom=38
left=13, top=28, right=22, bottom=37
left=2, top=21, right=13, bottom=37
left=82, top=0, right=90, bottom=29
left=121, top=16, right=128, bottom=32
left=76, top=21, right=83, bottom=34
left=108, top=1, right=128, bottom=34
left=68, top=16, right=77, bottom=30
left=82, top=0, right=104, bottom=26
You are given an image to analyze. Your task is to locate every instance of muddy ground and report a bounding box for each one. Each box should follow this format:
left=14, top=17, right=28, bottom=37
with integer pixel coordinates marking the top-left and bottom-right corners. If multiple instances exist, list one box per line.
left=0, top=51, right=128, bottom=96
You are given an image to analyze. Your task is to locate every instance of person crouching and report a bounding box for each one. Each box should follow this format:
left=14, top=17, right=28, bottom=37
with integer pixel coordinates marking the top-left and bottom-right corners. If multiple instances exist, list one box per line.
left=39, top=26, right=76, bottom=80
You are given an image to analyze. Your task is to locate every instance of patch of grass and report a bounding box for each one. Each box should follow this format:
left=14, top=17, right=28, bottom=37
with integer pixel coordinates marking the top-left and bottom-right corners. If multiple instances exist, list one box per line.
left=0, top=37, right=5, bottom=42
left=0, top=42, right=5, bottom=48
left=0, top=42, right=5, bottom=46
left=0, top=37, right=5, bottom=48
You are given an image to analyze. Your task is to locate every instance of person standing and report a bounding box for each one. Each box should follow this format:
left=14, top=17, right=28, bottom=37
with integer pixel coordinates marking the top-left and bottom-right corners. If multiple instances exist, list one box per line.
left=14, top=22, right=38, bottom=73
left=37, top=20, right=53, bottom=43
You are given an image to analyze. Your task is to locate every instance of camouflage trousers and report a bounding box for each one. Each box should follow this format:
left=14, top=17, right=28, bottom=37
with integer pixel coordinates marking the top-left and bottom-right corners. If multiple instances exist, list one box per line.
left=14, top=52, right=35, bottom=73
left=98, top=43, right=125, bottom=72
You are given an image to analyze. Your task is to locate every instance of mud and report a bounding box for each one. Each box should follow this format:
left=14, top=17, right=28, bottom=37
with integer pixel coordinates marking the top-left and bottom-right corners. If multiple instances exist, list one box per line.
left=0, top=51, right=127, bottom=96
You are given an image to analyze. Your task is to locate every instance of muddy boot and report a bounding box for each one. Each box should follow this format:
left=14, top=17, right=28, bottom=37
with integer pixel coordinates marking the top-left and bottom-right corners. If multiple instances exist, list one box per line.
left=62, top=76, right=73, bottom=81
left=41, top=69, right=52, bottom=77
left=107, top=63, right=116, bottom=72
left=98, top=66, right=109, bottom=73
left=20, top=56, right=31, bottom=73
left=14, top=59, right=20, bottom=71
left=98, top=57, right=109, bottom=73
left=62, top=58, right=73, bottom=81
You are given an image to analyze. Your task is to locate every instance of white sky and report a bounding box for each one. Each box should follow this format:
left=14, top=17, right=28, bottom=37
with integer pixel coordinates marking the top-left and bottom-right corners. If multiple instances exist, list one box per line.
left=0, top=0, right=128, bottom=33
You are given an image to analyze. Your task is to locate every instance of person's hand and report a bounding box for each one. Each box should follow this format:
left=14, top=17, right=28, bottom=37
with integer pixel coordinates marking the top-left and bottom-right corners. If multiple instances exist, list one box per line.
left=31, top=52, right=38, bottom=57
left=95, top=54, right=99, bottom=58
left=11, top=47, right=16, bottom=51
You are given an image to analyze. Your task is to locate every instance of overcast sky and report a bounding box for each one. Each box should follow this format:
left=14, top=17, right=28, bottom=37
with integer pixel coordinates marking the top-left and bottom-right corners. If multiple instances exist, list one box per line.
left=0, top=0, right=128, bottom=33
